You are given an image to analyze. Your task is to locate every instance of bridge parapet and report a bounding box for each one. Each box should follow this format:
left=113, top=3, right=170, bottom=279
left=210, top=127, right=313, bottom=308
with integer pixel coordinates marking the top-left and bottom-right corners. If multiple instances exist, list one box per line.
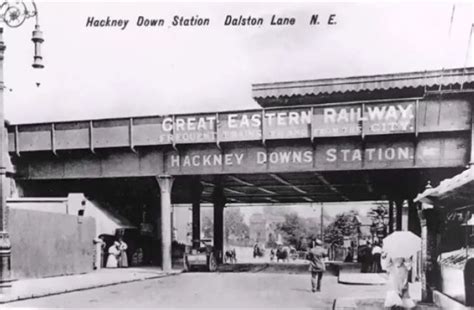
left=7, top=96, right=471, bottom=155
left=6, top=95, right=474, bottom=178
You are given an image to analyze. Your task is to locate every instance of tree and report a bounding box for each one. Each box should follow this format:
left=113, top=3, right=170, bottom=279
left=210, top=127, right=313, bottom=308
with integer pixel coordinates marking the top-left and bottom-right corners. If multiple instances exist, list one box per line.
left=224, top=208, right=249, bottom=243
left=276, top=212, right=308, bottom=250
left=367, top=202, right=388, bottom=239
left=199, top=208, right=249, bottom=243
left=201, top=209, right=213, bottom=239
left=367, top=203, right=388, bottom=222
left=324, top=210, right=360, bottom=246
left=305, top=217, right=321, bottom=242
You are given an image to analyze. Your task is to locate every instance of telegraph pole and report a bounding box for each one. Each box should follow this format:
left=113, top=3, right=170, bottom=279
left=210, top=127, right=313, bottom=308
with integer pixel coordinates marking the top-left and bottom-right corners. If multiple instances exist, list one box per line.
left=320, top=203, right=324, bottom=241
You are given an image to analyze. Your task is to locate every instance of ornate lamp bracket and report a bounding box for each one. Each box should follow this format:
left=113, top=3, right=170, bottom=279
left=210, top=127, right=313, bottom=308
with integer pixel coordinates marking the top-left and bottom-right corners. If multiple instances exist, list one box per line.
left=0, top=1, right=38, bottom=28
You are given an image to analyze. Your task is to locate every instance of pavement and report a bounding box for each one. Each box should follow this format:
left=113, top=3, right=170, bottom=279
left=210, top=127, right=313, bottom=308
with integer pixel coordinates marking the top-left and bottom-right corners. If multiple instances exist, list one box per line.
left=0, top=267, right=182, bottom=304
left=218, top=262, right=309, bottom=273
left=335, top=269, right=428, bottom=309
left=0, top=262, right=439, bottom=309
left=338, top=271, right=388, bottom=285
left=4, top=271, right=386, bottom=308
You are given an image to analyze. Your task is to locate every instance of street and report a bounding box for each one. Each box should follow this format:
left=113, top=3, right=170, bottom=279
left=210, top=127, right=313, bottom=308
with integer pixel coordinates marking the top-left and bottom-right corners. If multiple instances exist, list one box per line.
left=5, top=270, right=387, bottom=308
left=231, top=246, right=307, bottom=264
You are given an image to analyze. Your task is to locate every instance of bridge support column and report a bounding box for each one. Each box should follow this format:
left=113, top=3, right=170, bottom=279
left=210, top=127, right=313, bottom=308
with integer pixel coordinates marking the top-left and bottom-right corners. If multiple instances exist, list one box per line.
left=470, top=99, right=474, bottom=166
left=419, top=206, right=441, bottom=302
left=191, top=178, right=203, bottom=249
left=402, top=200, right=409, bottom=231
left=156, top=175, right=174, bottom=272
left=395, top=199, right=403, bottom=231
left=213, top=185, right=225, bottom=264
left=388, top=200, right=394, bottom=234
left=408, top=199, right=421, bottom=235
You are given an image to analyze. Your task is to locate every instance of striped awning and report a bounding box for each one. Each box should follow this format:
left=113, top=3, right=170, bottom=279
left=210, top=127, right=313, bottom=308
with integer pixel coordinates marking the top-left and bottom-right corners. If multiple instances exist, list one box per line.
left=252, top=67, right=474, bottom=100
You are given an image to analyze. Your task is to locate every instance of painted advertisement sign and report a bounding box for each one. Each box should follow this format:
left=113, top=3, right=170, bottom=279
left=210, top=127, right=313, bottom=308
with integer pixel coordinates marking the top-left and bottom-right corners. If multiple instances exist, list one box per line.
left=165, top=135, right=466, bottom=175
left=157, top=101, right=415, bottom=144
left=163, top=114, right=217, bottom=144
left=13, top=99, right=467, bottom=154
left=312, top=101, right=415, bottom=137
left=217, top=111, right=262, bottom=142
left=362, top=101, right=415, bottom=135
left=15, top=135, right=468, bottom=180
left=313, top=106, right=361, bottom=137
left=263, top=108, right=312, bottom=139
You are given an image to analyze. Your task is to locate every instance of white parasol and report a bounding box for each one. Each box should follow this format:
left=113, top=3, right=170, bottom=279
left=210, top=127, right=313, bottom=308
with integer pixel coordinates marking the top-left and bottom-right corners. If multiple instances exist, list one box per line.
left=383, top=231, right=421, bottom=258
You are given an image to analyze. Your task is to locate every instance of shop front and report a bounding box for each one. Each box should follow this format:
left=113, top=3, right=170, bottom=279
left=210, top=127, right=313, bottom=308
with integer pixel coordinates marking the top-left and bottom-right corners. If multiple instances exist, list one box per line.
left=415, top=167, right=474, bottom=306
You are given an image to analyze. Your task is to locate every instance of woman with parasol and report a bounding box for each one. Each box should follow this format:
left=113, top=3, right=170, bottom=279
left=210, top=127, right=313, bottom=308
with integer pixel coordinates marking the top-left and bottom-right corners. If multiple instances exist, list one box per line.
left=382, top=231, right=420, bottom=309
left=383, top=255, right=416, bottom=309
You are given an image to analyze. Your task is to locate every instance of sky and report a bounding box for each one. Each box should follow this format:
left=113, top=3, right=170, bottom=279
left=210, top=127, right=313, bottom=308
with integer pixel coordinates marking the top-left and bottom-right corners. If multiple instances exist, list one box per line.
left=3, top=1, right=474, bottom=124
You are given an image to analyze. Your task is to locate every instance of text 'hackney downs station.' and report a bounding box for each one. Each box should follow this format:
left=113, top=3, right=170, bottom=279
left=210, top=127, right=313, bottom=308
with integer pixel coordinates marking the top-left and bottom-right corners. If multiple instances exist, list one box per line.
left=9, top=98, right=469, bottom=176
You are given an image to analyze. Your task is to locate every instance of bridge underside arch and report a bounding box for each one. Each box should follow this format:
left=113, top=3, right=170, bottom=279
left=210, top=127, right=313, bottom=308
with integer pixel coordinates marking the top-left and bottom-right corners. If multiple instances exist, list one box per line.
left=16, top=168, right=464, bottom=204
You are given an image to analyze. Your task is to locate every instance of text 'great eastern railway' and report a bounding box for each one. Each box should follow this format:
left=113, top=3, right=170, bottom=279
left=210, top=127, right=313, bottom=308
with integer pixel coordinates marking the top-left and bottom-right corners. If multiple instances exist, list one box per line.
left=10, top=98, right=470, bottom=151
left=160, top=101, right=415, bottom=143
left=8, top=97, right=471, bottom=176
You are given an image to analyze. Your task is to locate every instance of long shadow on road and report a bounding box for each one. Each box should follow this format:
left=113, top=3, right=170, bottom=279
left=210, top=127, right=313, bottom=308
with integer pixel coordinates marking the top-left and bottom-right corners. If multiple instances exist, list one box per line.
left=217, top=262, right=309, bottom=274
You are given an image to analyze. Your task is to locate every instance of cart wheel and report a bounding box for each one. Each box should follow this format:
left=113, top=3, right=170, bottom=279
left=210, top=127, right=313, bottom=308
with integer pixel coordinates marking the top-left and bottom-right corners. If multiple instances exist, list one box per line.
left=208, top=253, right=217, bottom=272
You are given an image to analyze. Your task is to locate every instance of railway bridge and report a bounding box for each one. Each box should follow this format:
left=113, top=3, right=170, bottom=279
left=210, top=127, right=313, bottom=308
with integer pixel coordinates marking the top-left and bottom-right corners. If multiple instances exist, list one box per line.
left=7, top=67, right=474, bottom=273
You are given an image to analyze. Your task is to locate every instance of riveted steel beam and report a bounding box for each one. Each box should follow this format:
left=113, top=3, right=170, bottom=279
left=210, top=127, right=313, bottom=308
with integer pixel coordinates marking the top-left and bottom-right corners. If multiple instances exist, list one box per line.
left=314, top=172, right=349, bottom=201
left=228, top=175, right=277, bottom=195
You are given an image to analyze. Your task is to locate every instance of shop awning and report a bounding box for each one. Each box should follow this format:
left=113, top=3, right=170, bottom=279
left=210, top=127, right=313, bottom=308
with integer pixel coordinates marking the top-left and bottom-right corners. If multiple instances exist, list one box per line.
left=253, top=67, right=474, bottom=107
left=415, top=166, right=474, bottom=208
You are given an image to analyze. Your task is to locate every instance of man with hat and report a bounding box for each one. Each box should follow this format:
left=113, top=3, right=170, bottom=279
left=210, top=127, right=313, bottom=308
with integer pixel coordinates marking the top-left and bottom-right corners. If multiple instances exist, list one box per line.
left=307, top=239, right=327, bottom=292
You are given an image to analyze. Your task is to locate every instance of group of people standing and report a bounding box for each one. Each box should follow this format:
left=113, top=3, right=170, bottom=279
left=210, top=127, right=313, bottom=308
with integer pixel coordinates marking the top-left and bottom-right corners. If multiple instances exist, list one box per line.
left=106, top=237, right=129, bottom=268
left=94, top=236, right=129, bottom=269
left=359, top=241, right=383, bottom=273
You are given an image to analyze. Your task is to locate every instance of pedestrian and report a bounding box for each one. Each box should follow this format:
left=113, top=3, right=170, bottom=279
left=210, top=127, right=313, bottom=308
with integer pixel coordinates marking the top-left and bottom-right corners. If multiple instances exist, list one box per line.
left=366, top=241, right=373, bottom=273
left=384, top=255, right=416, bottom=309
left=93, top=236, right=106, bottom=269
left=117, top=237, right=129, bottom=268
left=106, top=241, right=120, bottom=268
left=344, top=247, right=353, bottom=263
left=371, top=242, right=383, bottom=273
left=306, top=239, right=327, bottom=293
left=253, top=242, right=260, bottom=258
left=359, top=242, right=371, bottom=273
left=270, top=248, right=275, bottom=261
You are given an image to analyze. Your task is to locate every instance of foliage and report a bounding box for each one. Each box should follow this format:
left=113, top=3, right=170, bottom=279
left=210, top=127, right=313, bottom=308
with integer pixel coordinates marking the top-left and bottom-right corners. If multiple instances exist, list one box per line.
left=201, top=212, right=213, bottom=239
left=275, top=212, right=319, bottom=250
left=305, top=217, right=321, bottom=241
left=367, top=202, right=388, bottom=223
left=200, top=208, right=249, bottom=242
left=367, top=202, right=388, bottom=238
left=224, top=208, right=249, bottom=242
left=324, top=210, right=360, bottom=246
left=266, top=238, right=278, bottom=248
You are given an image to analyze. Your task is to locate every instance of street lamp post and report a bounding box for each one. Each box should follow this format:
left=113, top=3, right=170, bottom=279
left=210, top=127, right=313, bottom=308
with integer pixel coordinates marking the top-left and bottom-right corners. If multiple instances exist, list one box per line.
left=0, top=1, right=43, bottom=293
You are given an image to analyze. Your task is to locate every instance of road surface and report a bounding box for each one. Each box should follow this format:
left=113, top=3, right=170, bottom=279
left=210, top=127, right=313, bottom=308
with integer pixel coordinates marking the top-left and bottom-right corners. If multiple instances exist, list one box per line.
left=5, top=270, right=388, bottom=308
